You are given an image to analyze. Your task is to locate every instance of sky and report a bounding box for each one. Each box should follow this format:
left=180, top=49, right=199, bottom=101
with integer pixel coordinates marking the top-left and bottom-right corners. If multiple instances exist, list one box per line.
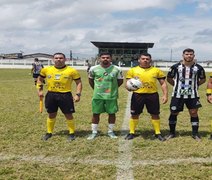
left=1, top=0, right=212, bottom=61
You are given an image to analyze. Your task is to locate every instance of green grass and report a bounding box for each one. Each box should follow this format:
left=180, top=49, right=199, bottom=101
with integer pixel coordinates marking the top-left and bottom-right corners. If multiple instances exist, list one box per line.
left=0, top=69, right=211, bottom=179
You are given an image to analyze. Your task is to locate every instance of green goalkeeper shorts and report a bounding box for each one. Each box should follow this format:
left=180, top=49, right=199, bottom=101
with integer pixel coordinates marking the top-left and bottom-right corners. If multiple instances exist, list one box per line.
left=92, top=99, right=118, bottom=114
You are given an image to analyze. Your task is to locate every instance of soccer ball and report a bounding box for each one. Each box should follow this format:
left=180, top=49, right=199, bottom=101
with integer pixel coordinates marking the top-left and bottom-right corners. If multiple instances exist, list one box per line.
left=126, top=78, right=142, bottom=91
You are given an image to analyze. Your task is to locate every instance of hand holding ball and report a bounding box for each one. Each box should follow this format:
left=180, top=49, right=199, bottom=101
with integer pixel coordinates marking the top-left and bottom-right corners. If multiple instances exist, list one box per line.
left=126, top=78, right=142, bottom=91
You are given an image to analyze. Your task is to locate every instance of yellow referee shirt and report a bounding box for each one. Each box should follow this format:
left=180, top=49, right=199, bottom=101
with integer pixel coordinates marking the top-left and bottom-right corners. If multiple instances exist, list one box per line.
left=40, top=66, right=80, bottom=93
left=126, top=66, right=166, bottom=94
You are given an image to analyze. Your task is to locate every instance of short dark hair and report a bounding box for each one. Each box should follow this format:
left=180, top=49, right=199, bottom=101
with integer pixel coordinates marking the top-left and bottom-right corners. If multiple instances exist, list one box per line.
left=139, top=52, right=152, bottom=59
left=183, top=48, right=195, bottom=54
left=99, top=52, right=112, bottom=57
left=34, top=58, right=39, bottom=61
left=53, top=52, right=66, bottom=58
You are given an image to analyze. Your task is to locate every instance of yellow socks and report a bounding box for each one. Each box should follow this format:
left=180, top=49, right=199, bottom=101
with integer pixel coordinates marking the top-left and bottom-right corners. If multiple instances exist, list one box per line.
left=47, top=118, right=56, bottom=133
left=129, top=118, right=138, bottom=134
left=151, top=119, right=161, bottom=135
left=66, top=119, right=75, bottom=134
left=46, top=118, right=75, bottom=134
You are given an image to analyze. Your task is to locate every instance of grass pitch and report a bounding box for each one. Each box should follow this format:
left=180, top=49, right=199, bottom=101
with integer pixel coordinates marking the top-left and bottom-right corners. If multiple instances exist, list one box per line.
left=0, top=69, right=211, bottom=180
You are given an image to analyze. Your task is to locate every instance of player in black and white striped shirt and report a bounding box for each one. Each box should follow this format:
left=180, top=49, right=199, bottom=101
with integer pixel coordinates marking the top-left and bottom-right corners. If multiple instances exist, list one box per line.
left=166, top=48, right=206, bottom=141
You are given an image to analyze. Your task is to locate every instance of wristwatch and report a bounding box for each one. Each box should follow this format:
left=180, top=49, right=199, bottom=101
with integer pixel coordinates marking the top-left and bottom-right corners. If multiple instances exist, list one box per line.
left=76, top=93, right=81, bottom=97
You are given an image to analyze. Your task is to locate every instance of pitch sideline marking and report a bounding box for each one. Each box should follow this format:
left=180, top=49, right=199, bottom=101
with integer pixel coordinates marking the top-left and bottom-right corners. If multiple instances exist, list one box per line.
left=0, top=153, right=212, bottom=166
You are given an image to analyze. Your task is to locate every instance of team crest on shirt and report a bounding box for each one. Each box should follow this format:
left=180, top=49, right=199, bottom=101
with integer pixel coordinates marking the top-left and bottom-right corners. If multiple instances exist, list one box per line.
left=178, top=66, right=183, bottom=73
left=192, top=67, right=198, bottom=74
left=55, top=74, right=61, bottom=80
left=104, top=72, right=108, bottom=76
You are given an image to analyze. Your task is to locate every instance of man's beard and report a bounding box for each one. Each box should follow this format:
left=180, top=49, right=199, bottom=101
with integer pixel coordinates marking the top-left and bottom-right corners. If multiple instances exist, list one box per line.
left=102, top=60, right=110, bottom=65
left=184, top=58, right=193, bottom=62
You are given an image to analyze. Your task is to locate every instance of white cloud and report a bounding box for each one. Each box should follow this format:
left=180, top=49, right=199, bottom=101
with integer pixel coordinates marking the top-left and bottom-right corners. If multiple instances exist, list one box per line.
left=195, top=0, right=212, bottom=11
left=0, top=0, right=212, bottom=60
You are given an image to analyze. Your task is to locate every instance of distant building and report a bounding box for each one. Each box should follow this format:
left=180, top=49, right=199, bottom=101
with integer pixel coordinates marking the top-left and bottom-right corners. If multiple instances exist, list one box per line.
left=0, top=53, right=23, bottom=59
left=91, top=41, right=154, bottom=66
left=0, top=53, right=53, bottom=60
left=22, top=53, right=53, bottom=59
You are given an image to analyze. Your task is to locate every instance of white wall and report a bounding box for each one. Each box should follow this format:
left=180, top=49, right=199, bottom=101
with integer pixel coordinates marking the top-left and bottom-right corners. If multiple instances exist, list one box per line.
left=1, top=59, right=212, bottom=72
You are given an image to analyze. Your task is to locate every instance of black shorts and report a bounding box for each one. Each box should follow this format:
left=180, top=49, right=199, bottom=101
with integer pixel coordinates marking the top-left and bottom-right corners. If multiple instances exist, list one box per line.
left=170, top=97, right=202, bottom=113
left=33, top=73, right=39, bottom=78
left=45, top=92, right=75, bottom=114
left=130, top=92, right=160, bottom=115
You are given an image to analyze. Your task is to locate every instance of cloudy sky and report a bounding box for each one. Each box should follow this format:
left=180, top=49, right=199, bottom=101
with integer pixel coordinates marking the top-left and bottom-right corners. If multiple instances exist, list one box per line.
left=1, top=0, right=212, bottom=61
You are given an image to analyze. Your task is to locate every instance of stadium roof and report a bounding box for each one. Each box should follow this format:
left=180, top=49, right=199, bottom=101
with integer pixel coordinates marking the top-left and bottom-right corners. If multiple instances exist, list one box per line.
left=91, top=41, right=154, bottom=49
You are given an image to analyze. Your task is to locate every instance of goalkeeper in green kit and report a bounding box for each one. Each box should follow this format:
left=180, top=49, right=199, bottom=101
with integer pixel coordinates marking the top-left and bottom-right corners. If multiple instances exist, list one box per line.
left=87, top=52, right=123, bottom=140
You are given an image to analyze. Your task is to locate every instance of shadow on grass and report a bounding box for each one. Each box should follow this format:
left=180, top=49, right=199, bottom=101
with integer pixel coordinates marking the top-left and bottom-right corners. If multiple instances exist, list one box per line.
left=54, top=130, right=90, bottom=137
left=173, top=130, right=210, bottom=138
left=51, top=129, right=210, bottom=140
left=125, top=129, right=211, bottom=140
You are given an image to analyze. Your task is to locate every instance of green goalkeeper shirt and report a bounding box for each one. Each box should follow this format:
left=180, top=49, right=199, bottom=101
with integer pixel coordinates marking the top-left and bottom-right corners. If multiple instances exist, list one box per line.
left=89, top=64, right=123, bottom=100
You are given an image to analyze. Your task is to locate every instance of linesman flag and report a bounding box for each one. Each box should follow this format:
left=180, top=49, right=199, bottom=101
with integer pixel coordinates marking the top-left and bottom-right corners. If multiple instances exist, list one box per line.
left=39, top=96, right=43, bottom=113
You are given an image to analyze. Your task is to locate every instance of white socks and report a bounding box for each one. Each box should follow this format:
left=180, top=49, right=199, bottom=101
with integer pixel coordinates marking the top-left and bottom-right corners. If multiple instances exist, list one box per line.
left=108, top=124, right=115, bottom=133
left=91, top=123, right=115, bottom=133
left=91, top=124, right=98, bottom=134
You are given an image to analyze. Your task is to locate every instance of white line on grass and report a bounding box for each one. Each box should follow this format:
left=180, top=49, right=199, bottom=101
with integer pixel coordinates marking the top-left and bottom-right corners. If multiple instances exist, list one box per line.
left=0, top=153, right=211, bottom=167
left=133, top=157, right=212, bottom=166
left=116, top=92, right=134, bottom=180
